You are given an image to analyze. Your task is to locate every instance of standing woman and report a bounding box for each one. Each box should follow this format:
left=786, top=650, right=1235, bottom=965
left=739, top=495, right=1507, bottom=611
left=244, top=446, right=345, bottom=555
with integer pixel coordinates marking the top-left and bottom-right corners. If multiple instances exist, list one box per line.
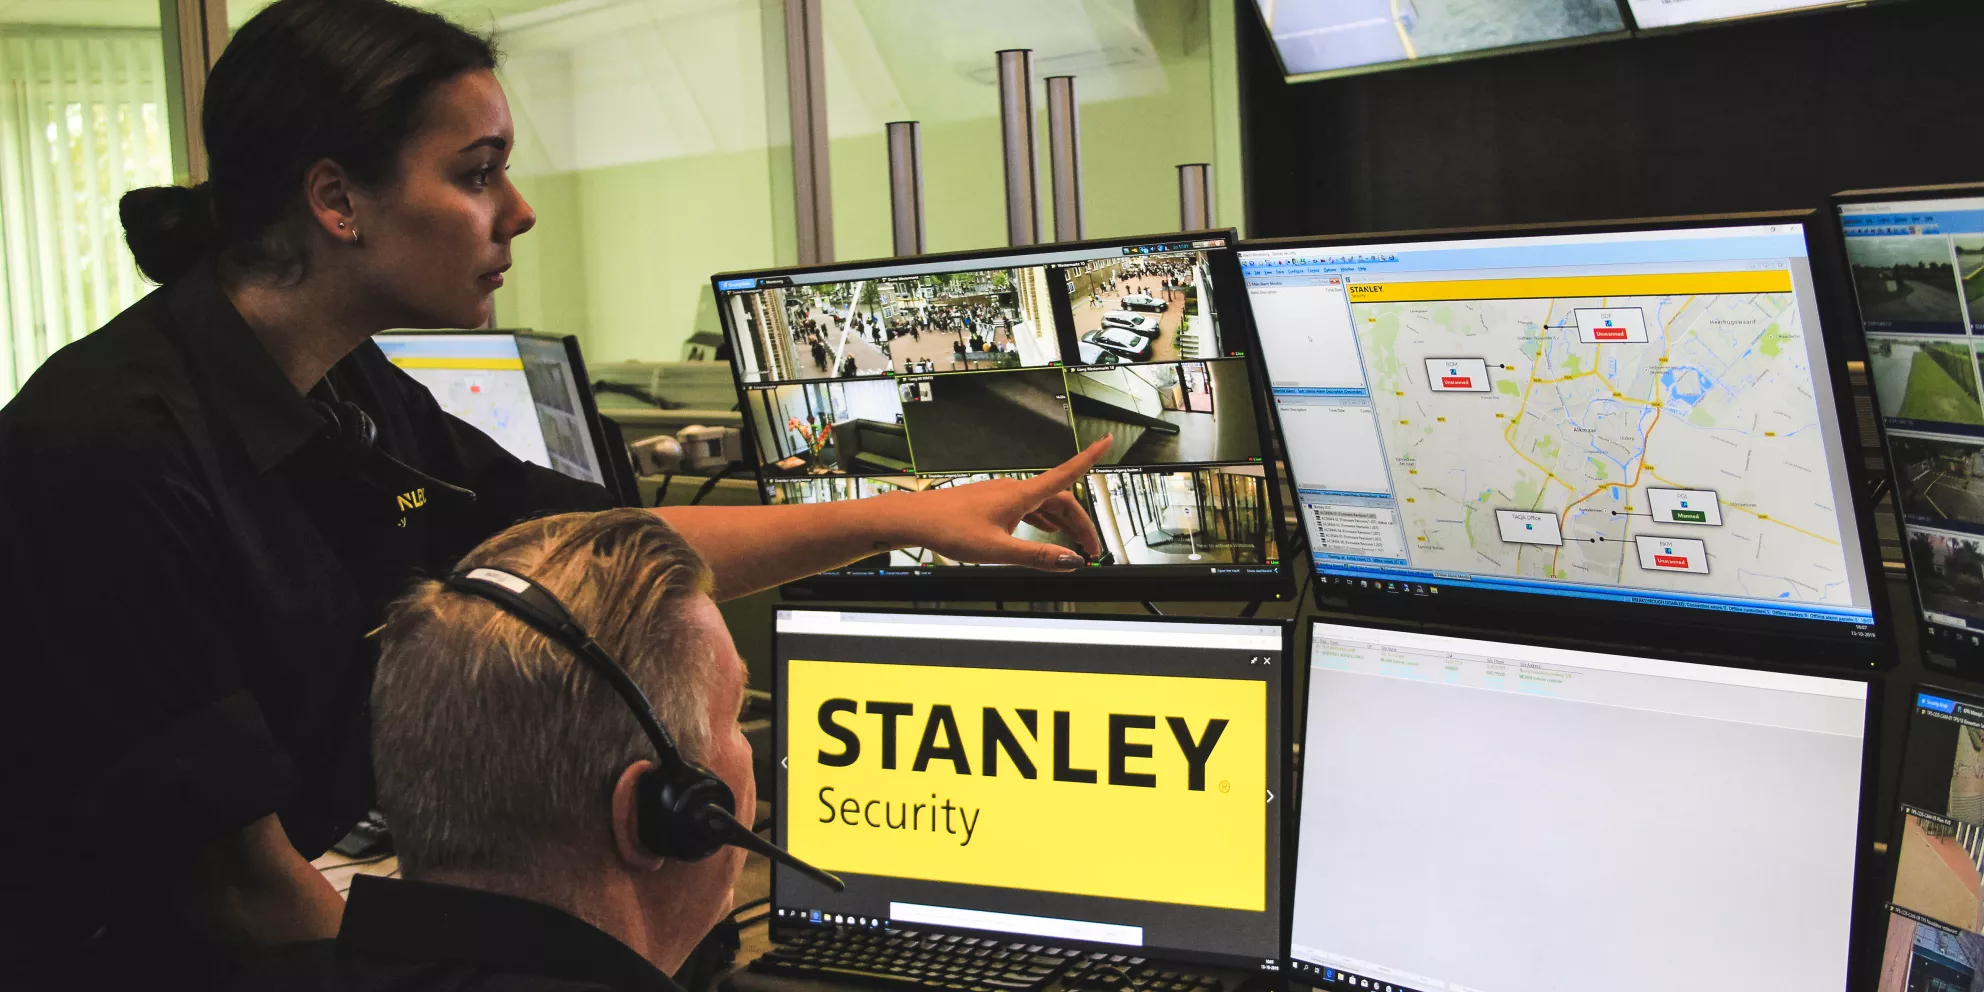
left=0, top=1, right=1105, bottom=988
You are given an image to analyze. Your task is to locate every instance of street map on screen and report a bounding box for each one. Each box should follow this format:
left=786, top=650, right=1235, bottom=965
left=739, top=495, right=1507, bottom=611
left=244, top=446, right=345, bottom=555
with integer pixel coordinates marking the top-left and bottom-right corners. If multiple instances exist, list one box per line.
left=1240, top=223, right=1877, bottom=627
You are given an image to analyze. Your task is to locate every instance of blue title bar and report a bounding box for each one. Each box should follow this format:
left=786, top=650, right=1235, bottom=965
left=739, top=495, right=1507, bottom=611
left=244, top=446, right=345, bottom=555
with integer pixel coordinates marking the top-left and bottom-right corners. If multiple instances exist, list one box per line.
left=1919, top=693, right=1958, bottom=714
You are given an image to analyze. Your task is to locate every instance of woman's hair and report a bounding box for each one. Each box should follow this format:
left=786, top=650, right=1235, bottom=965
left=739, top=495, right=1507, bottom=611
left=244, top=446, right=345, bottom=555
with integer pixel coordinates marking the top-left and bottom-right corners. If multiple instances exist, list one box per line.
left=119, top=0, right=496, bottom=285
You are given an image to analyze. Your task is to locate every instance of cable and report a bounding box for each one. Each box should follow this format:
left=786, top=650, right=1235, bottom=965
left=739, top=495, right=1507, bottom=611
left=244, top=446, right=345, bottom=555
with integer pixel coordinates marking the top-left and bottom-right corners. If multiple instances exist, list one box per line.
left=1238, top=600, right=1263, bottom=618
left=728, top=896, right=771, bottom=922
left=1141, top=601, right=1164, bottom=616
left=652, top=473, right=674, bottom=507
left=689, top=461, right=752, bottom=505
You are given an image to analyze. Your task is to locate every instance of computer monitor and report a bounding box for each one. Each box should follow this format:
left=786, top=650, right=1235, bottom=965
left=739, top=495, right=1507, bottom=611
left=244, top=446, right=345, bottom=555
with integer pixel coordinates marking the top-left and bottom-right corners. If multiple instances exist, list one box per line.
left=1288, top=619, right=1877, bottom=992
left=769, top=607, right=1290, bottom=975
left=1237, top=212, right=1890, bottom=667
left=1250, top=0, right=1628, bottom=82
left=1834, top=184, right=1984, bottom=668
left=376, top=330, right=624, bottom=499
left=1880, top=684, right=1984, bottom=991
left=1625, top=0, right=1896, bottom=30
left=713, top=233, right=1292, bottom=602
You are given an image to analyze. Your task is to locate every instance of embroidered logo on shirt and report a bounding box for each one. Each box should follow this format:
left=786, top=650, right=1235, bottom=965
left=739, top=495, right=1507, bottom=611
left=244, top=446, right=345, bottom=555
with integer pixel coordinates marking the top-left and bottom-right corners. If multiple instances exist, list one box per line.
left=396, top=487, right=427, bottom=511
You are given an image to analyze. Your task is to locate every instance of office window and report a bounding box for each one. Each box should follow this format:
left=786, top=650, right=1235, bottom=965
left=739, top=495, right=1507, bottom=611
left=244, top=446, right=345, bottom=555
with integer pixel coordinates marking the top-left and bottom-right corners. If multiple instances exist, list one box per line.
left=0, top=12, right=174, bottom=404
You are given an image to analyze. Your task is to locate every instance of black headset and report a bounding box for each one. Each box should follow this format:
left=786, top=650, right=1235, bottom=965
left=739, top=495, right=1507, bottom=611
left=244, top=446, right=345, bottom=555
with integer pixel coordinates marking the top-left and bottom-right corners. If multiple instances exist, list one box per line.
left=442, top=566, right=844, bottom=891
left=314, top=397, right=480, bottom=503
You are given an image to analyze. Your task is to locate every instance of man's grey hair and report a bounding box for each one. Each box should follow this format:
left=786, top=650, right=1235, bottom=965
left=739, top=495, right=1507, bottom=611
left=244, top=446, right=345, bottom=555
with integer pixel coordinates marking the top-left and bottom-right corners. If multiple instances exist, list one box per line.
left=372, top=507, right=718, bottom=877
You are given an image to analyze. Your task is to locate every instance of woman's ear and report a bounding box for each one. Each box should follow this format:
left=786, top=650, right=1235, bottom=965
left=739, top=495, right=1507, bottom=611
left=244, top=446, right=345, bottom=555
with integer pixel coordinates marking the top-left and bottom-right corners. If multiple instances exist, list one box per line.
left=611, top=760, right=666, bottom=871
left=302, top=157, right=359, bottom=241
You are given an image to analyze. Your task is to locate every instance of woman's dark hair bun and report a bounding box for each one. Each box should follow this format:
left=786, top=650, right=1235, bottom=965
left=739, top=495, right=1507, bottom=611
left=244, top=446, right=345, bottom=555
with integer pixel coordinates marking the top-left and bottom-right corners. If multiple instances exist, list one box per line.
left=120, top=183, right=220, bottom=285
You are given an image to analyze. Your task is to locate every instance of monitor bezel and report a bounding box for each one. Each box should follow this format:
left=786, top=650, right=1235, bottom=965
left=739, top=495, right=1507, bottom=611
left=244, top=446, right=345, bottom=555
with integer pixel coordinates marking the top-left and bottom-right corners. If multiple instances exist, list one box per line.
left=1236, top=209, right=1896, bottom=671
left=1285, top=615, right=1886, bottom=992
left=1833, top=183, right=1984, bottom=674
left=526, top=331, right=632, bottom=504
left=710, top=232, right=1298, bottom=604
left=766, top=603, right=1297, bottom=975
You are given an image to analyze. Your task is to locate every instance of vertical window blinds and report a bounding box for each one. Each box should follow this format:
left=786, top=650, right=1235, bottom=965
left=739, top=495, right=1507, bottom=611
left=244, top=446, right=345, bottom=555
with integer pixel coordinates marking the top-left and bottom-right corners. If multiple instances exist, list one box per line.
left=0, top=30, right=173, bottom=405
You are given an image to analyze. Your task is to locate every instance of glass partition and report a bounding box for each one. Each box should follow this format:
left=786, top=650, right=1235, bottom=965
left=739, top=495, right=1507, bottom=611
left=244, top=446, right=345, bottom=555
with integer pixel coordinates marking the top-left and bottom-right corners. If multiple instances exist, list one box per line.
left=821, top=0, right=1234, bottom=260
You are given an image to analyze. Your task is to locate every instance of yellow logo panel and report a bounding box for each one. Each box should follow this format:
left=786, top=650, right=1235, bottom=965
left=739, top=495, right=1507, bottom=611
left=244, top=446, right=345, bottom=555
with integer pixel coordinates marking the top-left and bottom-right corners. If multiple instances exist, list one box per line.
left=785, top=660, right=1267, bottom=912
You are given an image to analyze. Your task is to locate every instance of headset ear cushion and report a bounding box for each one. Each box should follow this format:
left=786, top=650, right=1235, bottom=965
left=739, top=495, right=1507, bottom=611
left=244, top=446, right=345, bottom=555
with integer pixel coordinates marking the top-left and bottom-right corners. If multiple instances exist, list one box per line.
left=634, top=765, right=737, bottom=862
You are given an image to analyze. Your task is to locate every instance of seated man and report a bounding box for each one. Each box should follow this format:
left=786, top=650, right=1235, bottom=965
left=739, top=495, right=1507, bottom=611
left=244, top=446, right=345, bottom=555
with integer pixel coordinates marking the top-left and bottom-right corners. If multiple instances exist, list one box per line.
left=237, top=507, right=753, bottom=991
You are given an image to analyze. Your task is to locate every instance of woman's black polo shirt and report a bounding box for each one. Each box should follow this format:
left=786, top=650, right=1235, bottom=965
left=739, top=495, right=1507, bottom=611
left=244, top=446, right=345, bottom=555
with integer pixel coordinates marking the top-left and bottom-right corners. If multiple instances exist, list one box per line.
left=0, top=263, right=615, bottom=978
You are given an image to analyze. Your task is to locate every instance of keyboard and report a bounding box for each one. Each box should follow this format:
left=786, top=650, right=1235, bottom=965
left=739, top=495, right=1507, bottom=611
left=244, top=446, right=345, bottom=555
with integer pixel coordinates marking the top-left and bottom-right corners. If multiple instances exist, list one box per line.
left=736, top=928, right=1231, bottom=992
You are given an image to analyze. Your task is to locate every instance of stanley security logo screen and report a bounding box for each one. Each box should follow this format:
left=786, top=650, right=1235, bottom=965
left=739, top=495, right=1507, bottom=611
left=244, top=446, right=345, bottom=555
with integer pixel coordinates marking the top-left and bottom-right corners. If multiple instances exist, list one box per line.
left=771, top=610, right=1287, bottom=969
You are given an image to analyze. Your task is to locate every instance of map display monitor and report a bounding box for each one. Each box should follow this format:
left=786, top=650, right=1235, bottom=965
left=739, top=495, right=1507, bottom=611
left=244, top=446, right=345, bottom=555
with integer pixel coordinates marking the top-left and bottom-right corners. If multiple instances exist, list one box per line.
left=712, top=232, right=1293, bottom=603
left=1238, top=214, right=1889, bottom=665
left=1626, top=0, right=1876, bottom=30
left=1878, top=685, right=1984, bottom=992
left=1289, top=619, right=1876, bottom=992
left=376, top=331, right=610, bottom=488
left=1836, top=185, right=1984, bottom=668
left=1251, top=0, right=1627, bottom=81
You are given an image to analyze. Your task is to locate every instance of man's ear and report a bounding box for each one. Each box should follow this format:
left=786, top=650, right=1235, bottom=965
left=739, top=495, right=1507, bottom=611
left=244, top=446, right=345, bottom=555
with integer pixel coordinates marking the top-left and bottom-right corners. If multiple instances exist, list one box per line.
left=611, top=760, right=666, bottom=871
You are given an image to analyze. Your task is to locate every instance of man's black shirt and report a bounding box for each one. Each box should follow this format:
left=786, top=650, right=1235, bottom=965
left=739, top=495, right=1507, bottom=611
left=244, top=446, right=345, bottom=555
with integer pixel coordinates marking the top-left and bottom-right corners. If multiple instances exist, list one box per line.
left=233, top=875, right=683, bottom=992
left=0, top=263, right=615, bottom=982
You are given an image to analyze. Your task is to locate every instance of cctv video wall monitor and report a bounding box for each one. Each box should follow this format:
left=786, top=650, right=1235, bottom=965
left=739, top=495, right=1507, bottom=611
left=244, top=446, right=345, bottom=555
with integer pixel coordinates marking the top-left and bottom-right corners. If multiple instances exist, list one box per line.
left=1626, top=0, right=1899, bottom=31
left=1237, top=212, right=1890, bottom=667
left=1835, top=184, right=1984, bottom=668
left=712, top=232, right=1293, bottom=602
left=1251, top=0, right=1628, bottom=82
left=375, top=331, right=623, bottom=499
left=770, top=607, right=1290, bottom=975
left=1289, top=620, right=1877, bottom=992
left=1882, top=685, right=1984, bottom=990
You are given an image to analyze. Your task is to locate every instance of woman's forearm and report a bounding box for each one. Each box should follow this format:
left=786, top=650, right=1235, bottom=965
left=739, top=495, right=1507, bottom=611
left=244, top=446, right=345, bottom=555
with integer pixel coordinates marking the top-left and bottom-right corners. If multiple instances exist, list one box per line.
left=654, top=438, right=1110, bottom=601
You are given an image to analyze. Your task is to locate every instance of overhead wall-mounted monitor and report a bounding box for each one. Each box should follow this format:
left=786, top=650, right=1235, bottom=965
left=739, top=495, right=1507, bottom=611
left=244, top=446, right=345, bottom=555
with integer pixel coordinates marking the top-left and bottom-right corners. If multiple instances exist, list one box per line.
left=1236, top=212, right=1890, bottom=667
left=711, top=232, right=1293, bottom=603
left=1252, top=0, right=1628, bottom=82
left=1626, top=0, right=1881, bottom=30
left=1835, top=184, right=1984, bottom=668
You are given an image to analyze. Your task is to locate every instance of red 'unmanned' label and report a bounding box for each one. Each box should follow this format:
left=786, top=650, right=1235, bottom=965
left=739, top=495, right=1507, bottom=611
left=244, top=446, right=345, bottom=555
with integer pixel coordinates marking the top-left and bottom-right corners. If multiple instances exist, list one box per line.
left=1441, top=376, right=1473, bottom=388
left=1653, top=554, right=1689, bottom=569
left=1592, top=327, right=1628, bottom=340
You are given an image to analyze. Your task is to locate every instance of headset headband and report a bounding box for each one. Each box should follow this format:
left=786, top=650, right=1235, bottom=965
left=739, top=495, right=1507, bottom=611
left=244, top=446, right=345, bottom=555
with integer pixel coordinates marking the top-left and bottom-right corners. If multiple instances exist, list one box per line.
left=446, top=567, right=692, bottom=778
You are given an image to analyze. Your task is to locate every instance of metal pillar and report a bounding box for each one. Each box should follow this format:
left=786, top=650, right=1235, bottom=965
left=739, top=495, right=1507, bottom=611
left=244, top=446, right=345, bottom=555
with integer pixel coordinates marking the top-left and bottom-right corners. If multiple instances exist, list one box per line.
left=160, top=0, right=226, bottom=185
left=886, top=121, right=925, bottom=257
left=785, top=0, right=833, bottom=264
left=1177, top=163, right=1214, bottom=231
left=1045, top=76, right=1083, bottom=242
left=996, top=49, right=1040, bottom=247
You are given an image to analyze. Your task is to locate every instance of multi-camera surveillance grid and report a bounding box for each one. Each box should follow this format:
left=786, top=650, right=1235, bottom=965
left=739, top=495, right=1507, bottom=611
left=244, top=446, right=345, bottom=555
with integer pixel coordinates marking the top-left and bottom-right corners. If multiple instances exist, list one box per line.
left=711, top=231, right=1294, bottom=603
